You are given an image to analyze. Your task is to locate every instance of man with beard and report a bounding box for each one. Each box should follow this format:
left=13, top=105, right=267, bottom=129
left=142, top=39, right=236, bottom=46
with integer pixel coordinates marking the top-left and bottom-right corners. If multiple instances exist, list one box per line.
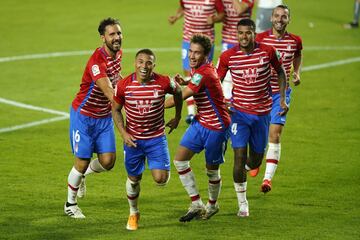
left=217, top=18, right=287, bottom=217
left=255, top=5, right=303, bottom=193
left=64, top=18, right=123, bottom=218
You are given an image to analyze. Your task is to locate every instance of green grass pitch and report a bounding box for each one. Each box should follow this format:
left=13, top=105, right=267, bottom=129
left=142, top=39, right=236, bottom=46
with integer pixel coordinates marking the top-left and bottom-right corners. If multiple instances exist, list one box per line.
left=0, top=0, right=359, bottom=239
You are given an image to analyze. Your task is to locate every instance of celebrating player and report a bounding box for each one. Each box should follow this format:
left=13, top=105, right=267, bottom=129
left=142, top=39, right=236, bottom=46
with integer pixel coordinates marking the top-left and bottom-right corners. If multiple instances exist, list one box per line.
left=64, top=17, right=123, bottom=219
left=112, top=49, right=183, bottom=230
left=217, top=18, right=287, bottom=217
left=165, top=34, right=230, bottom=222
left=255, top=5, right=303, bottom=193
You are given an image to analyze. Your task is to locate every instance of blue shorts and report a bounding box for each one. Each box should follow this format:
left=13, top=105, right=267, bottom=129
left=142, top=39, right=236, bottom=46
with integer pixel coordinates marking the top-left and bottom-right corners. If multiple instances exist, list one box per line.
left=221, top=41, right=236, bottom=52
left=180, top=120, right=229, bottom=165
left=69, top=107, right=115, bottom=159
left=182, top=40, right=215, bottom=71
left=124, top=135, right=170, bottom=177
left=230, top=109, right=270, bottom=154
left=270, top=88, right=292, bottom=125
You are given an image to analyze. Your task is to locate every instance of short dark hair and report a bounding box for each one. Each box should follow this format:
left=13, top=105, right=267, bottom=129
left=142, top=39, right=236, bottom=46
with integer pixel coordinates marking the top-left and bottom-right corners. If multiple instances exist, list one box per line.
left=273, top=4, right=291, bottom=18
left=237, top=18, right=256, bottom=32
left=190, top=34, right=212, bottom=56
left=135, top=48, right=156, bottom=62
left=98, top=17, right=121, bottom=35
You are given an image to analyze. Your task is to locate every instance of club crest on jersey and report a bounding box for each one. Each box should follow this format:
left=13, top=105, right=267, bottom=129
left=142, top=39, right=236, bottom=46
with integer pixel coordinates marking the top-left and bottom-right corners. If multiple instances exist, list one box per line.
left=191, top=73, right=203, bottom=86
left=242, top=68, right=258, bottom=85
left=136, top=99, right=152, bottom=115
left=153, top=89, right=159, bottom=98
left=259, top=56, right=264, bottom=64
left=287, top=43, right=292, bottom=51
left=92, top=64, right=100, bottom=76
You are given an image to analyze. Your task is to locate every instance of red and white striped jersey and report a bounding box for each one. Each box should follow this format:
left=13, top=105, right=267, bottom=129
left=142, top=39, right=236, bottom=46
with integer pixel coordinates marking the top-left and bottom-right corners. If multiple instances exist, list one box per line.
left=114, top=73, right=179, bottom=140
left=217, top=43, right=282, bottom=115
left=221, top=0, right=254, bottom=44
left=181, top=0, right=225, bottom=42
left=72, top=47, right=122, bottom=118
left=188, top=63, right=230, bottom=130
left=256, top=30, right=302, bottom=93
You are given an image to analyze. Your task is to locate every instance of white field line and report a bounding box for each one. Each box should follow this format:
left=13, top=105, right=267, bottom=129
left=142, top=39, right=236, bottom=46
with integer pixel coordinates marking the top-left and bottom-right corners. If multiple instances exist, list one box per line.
left=0, top=53, right=360, bottom=134
left=0, top=116, right=69, bottom=133
left=0, top=46, right=359, bottom=63
left=302, top=56, right=360, bottom=72
left=0, top=97, right=69, bottom=117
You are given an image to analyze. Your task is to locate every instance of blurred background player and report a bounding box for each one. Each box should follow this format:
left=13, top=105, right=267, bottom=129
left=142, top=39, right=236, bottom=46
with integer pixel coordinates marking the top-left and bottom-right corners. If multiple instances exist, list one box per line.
left=344, top=0, right=360, bottom=29
left=64, top=18, right=123, bottom=219
left=165, top=34, right=230, bottom=222
left=255, top=0, right=283, bottom=33
left=255, top=5, right=303, bottom=193
left=221, top=0, right=255, bottom=105
left=168, top=0, right=225, bottom=124
left=112, top=49, right=182, bottom=230
left=217, top=19, right=287, bottom=217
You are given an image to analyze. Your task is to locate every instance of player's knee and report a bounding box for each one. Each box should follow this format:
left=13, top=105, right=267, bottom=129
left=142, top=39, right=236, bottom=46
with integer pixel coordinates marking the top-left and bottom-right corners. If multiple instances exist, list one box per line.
left=155, top=172, right=170, bottom=186
left=100, top=156, right=116, bottom=170
left=173, top=160, right=190, bottom=172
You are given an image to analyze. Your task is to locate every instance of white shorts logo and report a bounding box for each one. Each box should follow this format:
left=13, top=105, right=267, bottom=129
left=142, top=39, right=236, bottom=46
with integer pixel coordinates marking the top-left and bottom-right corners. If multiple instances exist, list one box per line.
left=91, top=64, right=100, bottom=76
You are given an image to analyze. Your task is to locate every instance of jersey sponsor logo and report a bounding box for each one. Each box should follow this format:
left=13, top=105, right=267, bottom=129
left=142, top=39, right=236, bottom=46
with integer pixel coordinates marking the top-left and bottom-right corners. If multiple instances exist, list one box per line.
left=136, top=99, right=152, bottom=115
left=242, top=68, right=258, bottom=85
left=191, top=73, right=203, bottom=86
left=92, top=64, right=100, bottom=76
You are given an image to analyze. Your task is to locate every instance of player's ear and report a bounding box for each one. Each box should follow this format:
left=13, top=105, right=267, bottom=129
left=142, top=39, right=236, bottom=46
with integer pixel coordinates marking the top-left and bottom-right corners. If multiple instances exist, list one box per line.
left=100, top=35, right=105, bottom=43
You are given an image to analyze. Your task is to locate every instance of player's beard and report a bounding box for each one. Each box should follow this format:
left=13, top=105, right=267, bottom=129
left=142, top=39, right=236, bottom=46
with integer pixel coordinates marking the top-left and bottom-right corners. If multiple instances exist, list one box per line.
left=105, top=39, right=122, bottom=54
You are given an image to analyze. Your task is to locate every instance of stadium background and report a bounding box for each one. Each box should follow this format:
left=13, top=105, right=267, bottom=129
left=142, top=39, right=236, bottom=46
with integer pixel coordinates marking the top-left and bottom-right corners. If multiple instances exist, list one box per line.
left=0, top=0, right=359, bottom=239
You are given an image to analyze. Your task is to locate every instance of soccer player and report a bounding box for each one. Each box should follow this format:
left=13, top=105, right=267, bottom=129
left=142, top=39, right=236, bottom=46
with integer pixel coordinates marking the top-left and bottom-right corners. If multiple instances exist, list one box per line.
left=64, top=18, right=123, bottom=219
left=255, top=5, right=303, bottom=193
left=112, top=49, right=183, bottom=231
left=168, top=0, right=225, bottom=124
left=221, top=0, right=255, bottom=104
left=217, top=18, right=288, bottom=217
left=255, top=0, right=283, bottom=33
left=165, top=34, right=230, bottom=222
left=344, top=0, right=360, bottom=29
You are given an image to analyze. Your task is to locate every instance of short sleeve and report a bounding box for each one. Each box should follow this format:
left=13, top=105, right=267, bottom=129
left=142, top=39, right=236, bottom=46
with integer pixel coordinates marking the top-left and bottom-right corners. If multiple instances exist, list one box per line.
left=113, top=79, right=125, bottom=105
